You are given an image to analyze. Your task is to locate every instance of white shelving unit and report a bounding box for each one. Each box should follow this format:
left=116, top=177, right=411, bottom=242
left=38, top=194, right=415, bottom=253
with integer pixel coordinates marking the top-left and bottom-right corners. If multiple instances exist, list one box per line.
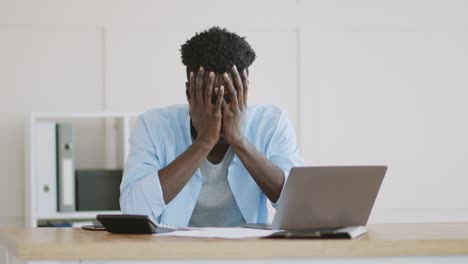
left=25, top=112, right=140, bottom=227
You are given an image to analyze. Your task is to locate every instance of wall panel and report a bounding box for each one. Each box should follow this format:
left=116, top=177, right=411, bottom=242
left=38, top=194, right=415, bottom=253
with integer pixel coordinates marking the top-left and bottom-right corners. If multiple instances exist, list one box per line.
left=1, top=0, right=468, bottom=226
left=0, top=29, right=104, bottom=224
left=300, top=32, right=468, bottom=220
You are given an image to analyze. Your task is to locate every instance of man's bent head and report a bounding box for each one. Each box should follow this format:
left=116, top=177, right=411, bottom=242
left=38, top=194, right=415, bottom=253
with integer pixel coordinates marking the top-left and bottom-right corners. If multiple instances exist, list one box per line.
left=180, top=26, right=256, bottom=78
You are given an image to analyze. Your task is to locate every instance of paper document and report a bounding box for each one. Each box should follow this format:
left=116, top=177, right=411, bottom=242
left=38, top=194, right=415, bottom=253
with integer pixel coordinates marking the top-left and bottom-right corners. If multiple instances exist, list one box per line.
left=156, top=226, right=366, bottom=239
left=156, top=227, right=278, bottom=239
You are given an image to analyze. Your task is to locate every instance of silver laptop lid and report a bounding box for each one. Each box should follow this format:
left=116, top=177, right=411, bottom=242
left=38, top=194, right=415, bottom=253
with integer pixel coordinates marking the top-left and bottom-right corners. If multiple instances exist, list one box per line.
left=272, top=166, right=387, bottom=230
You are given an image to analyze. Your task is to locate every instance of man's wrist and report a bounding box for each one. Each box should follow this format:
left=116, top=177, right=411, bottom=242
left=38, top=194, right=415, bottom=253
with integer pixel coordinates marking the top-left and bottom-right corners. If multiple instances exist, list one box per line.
left=229, top=135, right=249, bottom=151
left=193, top=138, right=215, bottom=152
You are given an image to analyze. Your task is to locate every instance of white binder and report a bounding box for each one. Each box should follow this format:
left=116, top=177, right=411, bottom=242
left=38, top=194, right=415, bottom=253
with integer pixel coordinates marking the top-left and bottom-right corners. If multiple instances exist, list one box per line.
left=36, top=122, right=57, bottom=216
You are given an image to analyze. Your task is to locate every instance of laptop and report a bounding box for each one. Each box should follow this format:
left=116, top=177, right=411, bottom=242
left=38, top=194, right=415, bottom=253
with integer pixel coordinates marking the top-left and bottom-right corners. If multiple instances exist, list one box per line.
left=242, top=166, right=387, bottom=237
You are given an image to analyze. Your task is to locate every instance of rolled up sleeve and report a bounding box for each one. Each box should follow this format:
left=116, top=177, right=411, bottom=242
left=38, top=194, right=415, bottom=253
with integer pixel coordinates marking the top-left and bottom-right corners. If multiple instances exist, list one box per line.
left=120, top=116, right=167, bottom=218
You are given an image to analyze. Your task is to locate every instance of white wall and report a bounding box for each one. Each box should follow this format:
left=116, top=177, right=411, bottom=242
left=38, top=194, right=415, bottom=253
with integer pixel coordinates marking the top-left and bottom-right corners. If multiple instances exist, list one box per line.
left=1, top=0, right=468, bottom=226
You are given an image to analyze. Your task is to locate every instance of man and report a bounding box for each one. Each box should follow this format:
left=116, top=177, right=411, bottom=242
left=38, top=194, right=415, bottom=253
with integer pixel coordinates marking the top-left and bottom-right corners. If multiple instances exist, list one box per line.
left=120, top=27, right=303, bottom=227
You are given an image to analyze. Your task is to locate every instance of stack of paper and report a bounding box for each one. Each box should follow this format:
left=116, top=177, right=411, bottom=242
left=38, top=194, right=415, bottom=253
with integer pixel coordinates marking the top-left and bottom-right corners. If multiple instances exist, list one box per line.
left=156, top=226, right=367, bottom=239
left=156, top=227, right=277, bottom=239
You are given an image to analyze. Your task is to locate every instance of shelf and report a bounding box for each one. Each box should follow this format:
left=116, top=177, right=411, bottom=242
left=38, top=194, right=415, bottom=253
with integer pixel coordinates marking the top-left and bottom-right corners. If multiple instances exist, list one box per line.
left=31, top=112, right=141, bottom=119
left=26, top=112, right=138, bottom=227
left=37, top=211, right=121, bottom=220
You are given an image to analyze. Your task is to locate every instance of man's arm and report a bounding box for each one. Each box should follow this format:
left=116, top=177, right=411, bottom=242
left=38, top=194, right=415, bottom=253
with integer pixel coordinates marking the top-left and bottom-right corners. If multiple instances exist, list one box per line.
left=222, top=66, right=294, bottom=203
left=159, top=67, right=225, bottom=204
left=230, top=138, right=286, bottom=203
left=158, top=140, right=212, bottom=204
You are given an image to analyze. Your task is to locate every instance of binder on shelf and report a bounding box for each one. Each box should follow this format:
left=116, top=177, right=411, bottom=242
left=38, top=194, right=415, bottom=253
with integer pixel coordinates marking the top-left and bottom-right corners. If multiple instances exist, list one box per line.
left=36, top=122, right=58, bottom=216
left=56, top=123, right=75, bottom=212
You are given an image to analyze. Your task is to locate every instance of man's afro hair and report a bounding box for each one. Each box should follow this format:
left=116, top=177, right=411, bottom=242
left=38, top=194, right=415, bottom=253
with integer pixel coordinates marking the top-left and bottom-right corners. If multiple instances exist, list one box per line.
left=180, top=26, right=256, bottom=74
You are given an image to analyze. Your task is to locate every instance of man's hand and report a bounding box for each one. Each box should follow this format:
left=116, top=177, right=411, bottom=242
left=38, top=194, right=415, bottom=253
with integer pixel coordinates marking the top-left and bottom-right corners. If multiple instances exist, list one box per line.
left=189, top=66, right=225, bottom=147
left=222, top=65, right=249, bottom=146
left=222, top=66, right=286, bottom=203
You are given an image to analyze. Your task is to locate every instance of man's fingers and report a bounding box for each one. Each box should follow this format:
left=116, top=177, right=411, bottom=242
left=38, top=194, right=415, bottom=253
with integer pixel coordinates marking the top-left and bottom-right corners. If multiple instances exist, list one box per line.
left=241, top=69, right=249, bottom=106
left=187, top=72, right=197, bottom=105
left=223, top=72, right=239, bottom=110
left=214, top=86, right=224, bottom=113
left=205, top=71, right=215, bottom=109
left=188, top=72, right=196, bottom=105
left=195, top=66, right=205, bottom=105
left=231, top=65, right=244, bottom=110
left=222, top=100, right=230, bottom=113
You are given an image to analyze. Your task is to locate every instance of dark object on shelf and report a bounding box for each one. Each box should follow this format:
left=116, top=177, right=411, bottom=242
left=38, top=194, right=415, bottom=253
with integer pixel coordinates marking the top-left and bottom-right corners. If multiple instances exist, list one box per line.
left=75, top=169, right=123, bottom=211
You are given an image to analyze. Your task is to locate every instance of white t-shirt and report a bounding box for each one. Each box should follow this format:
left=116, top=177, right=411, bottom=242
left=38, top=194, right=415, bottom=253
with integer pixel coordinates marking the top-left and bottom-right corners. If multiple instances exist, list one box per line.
left=188, top=147, right=246, bottom=227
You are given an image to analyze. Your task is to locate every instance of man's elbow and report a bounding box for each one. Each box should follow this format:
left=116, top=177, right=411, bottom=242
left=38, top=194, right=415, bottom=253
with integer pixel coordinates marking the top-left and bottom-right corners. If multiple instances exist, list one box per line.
left=119, top=185, right=146, bottom=215
left=119, top=186, right=133, bottom=214
left=119, top=182, right=164, bottom=218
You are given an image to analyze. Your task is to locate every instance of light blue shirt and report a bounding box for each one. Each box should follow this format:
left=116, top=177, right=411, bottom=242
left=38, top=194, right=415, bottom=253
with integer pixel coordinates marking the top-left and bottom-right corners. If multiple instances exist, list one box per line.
left=120, top=104, right=303, bottom=227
